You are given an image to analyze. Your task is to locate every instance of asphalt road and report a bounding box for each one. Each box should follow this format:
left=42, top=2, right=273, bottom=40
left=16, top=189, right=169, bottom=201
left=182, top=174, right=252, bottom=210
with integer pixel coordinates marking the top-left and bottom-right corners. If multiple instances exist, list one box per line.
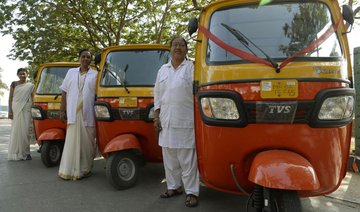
left=0, top=119, right=359, bottom=212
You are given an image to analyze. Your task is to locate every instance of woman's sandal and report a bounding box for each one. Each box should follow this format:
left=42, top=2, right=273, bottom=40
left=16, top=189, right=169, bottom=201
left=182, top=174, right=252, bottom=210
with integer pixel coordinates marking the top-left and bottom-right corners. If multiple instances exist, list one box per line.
left=160, top=187, right=183, bottom=198
left=185, top=194, right=199, bottom=207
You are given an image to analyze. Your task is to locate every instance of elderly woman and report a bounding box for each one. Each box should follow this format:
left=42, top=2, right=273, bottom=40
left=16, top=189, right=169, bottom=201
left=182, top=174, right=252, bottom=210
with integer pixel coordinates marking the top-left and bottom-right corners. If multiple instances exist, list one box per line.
left=8, top=68, right=34, bottom=161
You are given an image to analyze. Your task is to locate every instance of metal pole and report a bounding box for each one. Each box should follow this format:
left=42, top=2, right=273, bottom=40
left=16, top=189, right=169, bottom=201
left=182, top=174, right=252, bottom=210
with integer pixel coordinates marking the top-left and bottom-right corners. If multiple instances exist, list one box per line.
left=354, top=47, right=360, bottom=156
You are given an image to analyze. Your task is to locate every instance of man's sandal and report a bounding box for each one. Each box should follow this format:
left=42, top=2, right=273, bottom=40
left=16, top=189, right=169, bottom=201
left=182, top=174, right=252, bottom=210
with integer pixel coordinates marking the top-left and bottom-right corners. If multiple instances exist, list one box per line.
left=160, top=187, right=183, bottom=198
left=185, top=194, right=199, bottom=207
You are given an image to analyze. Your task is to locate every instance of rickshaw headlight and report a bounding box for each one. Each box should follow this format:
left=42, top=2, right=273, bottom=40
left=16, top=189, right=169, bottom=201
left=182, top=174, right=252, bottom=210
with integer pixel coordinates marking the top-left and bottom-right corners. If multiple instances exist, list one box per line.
left=94, top=104, right=111, bottom=119
left=318, top=95, right=354, bottom=120
left=200, top=97, right=240, bottom=120
left=31, top=107, right=43, bottom=119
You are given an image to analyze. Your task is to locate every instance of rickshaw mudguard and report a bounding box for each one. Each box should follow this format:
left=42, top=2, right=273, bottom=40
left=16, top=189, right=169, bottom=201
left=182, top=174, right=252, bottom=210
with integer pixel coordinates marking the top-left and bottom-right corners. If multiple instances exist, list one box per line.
left=248, top=150, right=320, bottom=190
left=38, top=128, right=65, bottom=141
left=103, top=134, right=142, bottom=154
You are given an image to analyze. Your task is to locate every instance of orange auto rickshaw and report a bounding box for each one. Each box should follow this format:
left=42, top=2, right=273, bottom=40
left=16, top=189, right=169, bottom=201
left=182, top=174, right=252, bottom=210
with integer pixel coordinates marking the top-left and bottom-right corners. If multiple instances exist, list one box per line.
left=94, top=44, right=170, bottom=189
left=31, top=62, right=80, bottom=167
left=188, top=0, right=355, bottom=211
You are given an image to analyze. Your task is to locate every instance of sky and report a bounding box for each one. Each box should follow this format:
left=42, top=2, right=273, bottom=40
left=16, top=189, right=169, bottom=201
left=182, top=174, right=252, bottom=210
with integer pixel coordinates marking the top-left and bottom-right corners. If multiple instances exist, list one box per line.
left=0, top=34, right=27, bottom=106
left=0, top=15, right=360, bottom=106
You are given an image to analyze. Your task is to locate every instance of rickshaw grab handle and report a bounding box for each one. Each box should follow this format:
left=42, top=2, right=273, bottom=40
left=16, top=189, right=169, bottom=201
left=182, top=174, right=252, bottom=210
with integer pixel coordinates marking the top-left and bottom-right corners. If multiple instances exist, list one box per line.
left=230, top=163, right=250, bottom=195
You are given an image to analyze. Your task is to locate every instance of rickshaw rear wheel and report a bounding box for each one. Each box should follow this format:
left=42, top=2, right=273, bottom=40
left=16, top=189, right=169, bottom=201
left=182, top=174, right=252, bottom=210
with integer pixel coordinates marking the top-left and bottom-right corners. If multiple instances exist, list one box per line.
left=40, top=140, right=64, bottom=167
left=267, top=188, right=301, bottom=212
left=106, top=151, right=139, bottom=190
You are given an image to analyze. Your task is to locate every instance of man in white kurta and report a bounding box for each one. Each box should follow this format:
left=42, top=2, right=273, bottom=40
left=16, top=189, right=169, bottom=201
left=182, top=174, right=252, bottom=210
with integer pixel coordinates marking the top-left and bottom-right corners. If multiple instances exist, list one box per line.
left=154, top=36, right=199, bottom=207
left=58, top=49, right=97, bottom=180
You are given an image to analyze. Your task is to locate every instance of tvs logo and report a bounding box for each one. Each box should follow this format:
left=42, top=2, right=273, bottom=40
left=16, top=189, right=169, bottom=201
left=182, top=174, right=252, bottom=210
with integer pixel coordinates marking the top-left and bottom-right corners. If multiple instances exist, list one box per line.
left=267, top=105, right=293, bottom=114
left=256, top=102, right=298, bottom=123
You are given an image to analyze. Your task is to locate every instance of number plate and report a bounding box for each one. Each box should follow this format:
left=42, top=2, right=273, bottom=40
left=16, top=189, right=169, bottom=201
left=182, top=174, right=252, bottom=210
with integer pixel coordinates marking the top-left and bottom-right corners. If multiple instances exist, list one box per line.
left=256, top=101, right=298, bottom=123
left=119, top=97, right=138, bottom=107
left=48, top=103, right=61, bottom=110
left=260, top=80, right=298, bottom=99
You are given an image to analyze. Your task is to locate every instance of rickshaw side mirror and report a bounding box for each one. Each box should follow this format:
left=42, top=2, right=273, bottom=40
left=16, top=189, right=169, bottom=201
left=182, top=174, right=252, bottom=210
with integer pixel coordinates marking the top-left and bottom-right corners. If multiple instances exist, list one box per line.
left=188, top=18, right=199, bottom=37
left=342, top=5, right=354, bottom=33
left=94, top=53, right=101, bottom=66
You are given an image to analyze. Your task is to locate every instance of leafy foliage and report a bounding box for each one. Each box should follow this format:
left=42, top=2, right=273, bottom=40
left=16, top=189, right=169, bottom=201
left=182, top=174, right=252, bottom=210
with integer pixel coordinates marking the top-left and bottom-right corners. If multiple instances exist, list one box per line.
left=0, top=0, right=209, bottom=72
left=279, top=3, right=328, bottom=56
left=0, top=0, right=358, bottom=74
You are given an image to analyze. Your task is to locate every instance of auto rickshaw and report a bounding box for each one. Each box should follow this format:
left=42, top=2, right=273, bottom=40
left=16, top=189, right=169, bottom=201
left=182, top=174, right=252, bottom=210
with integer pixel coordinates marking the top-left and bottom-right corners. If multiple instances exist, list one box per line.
left=94, top=44, right=170, bottom=189
left=31, top=62, right=80, bottom=167
left=187, top=0, right=355, bottom=211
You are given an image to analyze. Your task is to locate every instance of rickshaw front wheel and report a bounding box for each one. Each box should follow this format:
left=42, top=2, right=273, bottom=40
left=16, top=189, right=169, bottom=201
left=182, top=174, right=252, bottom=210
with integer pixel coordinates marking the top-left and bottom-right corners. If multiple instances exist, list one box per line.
left=249, top=186, right=301, bottom=212
left=106, top=151, right=139, bottom=190
left=40, top=140, right=64, bottom=167
left=266, top=188, right=301, bottom=212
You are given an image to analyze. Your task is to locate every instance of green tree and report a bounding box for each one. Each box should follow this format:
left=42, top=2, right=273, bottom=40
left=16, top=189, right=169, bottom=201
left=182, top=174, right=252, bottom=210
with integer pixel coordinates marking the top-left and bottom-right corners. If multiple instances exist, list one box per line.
left=0, top=0, right=207, bottom=71
left=2, top=0, right=355, bottom=71
left=279, top=3, right=328, bottom=56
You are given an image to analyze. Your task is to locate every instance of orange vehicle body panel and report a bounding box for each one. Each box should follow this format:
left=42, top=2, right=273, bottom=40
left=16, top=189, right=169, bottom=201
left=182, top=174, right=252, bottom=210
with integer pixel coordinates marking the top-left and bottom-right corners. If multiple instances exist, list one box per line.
left=37, top=128, right=66, bottom=142
left=97, top=121, right=162, bottom=162
left=33, top=119, right=66, bottom=144
left=103, top=134, right=142, bottom=154
left=195, top=82, right=352, bottom=197
left=96, top=98, right=162, bottom=162
left=248, top=150, right=320, bottom=190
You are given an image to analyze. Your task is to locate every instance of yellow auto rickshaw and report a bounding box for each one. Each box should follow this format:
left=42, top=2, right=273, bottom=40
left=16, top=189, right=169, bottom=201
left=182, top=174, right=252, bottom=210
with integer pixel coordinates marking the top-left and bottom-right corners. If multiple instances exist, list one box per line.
left=32, top=62, right=80, bottom=167
left=188, top=0, right=355, bottom=211
left=94, top=44, right=170, bottom=189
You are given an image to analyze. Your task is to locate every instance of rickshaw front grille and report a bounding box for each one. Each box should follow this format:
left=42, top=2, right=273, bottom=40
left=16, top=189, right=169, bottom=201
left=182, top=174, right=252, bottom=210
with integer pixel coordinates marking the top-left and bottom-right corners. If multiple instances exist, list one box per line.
left=46, top=110, right=60, bottom=119
left=111, top=108, right=148, bottom=120
left=244, top=101, right=314, bottom=124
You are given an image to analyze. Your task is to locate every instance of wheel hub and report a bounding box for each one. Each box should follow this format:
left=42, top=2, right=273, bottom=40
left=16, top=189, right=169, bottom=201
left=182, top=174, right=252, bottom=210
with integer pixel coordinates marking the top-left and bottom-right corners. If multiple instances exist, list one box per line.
left=117, top=158, right=135, bottom=181
left=49, top=145, right=60, bottom=161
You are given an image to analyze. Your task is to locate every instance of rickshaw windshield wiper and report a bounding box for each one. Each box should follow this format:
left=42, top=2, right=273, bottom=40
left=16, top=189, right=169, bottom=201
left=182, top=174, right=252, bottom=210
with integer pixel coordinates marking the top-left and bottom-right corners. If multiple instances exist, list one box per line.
left=102, top=66, right=123, bottom=85
left=122, top=64, right=130, bottom=94
left=221, top=23, right=279, bottom=70
left=102, top=63, right=130, bottom=93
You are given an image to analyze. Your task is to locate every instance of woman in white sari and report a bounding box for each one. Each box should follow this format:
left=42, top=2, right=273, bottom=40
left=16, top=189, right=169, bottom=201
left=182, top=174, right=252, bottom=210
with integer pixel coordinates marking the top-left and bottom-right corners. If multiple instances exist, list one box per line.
left=58, top=49, right=97, bottom=180
left=8, top=68, right=34, bottom=161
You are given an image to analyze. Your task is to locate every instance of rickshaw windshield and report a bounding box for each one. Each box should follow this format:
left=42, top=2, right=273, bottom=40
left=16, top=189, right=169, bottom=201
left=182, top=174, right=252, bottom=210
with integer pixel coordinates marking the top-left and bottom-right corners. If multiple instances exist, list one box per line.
left=35, top=67, right=69, bottom=95
left=100, top=50, right=169, bottom=87
left=207, top=2, right=341, bottom=64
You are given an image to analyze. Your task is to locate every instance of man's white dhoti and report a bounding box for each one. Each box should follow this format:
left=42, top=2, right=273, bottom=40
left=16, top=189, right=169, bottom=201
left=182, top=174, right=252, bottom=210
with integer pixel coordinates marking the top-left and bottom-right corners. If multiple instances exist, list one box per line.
left=162, top=147, right=199, bottom=196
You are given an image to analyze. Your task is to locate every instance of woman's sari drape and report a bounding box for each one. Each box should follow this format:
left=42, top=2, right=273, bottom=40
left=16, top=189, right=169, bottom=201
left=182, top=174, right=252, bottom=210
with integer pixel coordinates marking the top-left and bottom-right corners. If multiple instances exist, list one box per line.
left=8, top=82, right=34, bottom=160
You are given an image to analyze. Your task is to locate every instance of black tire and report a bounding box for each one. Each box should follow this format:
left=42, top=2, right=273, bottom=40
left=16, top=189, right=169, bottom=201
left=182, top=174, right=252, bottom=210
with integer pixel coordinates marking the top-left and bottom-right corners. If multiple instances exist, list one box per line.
left=106, top=151, right=139, bottom=190
left=268, top=188, right=302, bottom=212
left=41, top=141, right=63, bottom=167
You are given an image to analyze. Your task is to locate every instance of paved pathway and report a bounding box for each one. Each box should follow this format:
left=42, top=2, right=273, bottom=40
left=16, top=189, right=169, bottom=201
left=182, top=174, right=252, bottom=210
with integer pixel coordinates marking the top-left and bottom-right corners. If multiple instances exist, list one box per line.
left=0, top=119, right=359, bottom=212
